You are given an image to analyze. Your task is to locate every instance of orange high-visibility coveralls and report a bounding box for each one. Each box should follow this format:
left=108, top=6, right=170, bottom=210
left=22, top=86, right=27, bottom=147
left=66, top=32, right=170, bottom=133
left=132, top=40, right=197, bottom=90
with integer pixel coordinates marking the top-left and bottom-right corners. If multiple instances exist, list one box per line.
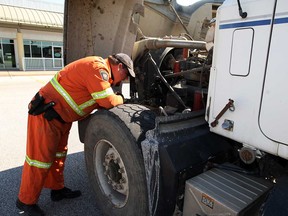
left=18, top=56, right=124, bottom=204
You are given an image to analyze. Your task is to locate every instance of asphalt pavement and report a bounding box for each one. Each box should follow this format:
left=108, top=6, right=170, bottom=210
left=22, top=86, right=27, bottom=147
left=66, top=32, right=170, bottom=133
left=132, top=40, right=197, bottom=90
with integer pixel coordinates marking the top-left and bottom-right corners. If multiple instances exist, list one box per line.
left=0, top=71, right=103, bottom=216
left=0, top=153, right=103, bottom=216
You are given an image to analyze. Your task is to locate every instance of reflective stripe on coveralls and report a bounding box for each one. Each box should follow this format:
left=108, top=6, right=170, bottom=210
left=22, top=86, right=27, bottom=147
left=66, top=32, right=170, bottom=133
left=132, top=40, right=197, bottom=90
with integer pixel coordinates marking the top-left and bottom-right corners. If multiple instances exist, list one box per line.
left=55, top=151, right=67, bottom=158
left=50, top=73, right=114, bottom=116
left=25, top=151, right=67, bottom=169
left=91, top=88, right=114, bottom=99
left=25, top=155, right=52, bottom=169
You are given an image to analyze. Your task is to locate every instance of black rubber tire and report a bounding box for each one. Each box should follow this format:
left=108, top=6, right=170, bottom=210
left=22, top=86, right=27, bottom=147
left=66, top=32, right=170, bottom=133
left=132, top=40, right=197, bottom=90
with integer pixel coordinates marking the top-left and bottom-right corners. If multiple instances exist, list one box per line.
left=84, top=104, right=156, bottom=216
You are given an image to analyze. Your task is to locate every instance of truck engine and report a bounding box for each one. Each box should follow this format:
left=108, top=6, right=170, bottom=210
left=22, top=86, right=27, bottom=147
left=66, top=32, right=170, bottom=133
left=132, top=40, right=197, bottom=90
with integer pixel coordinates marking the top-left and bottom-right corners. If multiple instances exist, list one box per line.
left=131, top=44, right=212, bottom=115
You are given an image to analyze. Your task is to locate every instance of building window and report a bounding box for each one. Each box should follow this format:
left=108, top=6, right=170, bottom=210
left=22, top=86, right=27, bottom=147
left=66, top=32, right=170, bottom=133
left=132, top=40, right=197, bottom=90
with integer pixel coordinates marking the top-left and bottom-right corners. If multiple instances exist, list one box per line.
left=24, top=41, right=31, bottom=57
left=31, top=41, right=42, bottom=57
left=23, top=40, right=63, bottom=58
left=54, top=47, right=62, bottom=58
left=42, top=41, right=52, bottom=58
left=23, top=40, right=63, bottom=70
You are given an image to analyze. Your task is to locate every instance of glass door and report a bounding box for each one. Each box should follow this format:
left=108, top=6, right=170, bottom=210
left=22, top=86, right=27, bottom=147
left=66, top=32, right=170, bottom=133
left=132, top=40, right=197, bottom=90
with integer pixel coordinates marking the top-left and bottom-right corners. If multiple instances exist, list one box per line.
left=1, top=39, right=16, bottom=69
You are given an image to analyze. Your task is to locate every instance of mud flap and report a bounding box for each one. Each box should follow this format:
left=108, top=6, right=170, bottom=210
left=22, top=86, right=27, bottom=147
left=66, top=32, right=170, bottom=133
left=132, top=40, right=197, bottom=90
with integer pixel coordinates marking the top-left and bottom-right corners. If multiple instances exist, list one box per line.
left=141, top=110, right=235, bottom=216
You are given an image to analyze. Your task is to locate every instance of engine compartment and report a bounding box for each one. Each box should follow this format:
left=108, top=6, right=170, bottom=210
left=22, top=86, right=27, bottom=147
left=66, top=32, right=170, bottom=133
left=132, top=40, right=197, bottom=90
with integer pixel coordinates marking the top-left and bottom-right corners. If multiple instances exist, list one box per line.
left=130, top=43, right=212, bottom=115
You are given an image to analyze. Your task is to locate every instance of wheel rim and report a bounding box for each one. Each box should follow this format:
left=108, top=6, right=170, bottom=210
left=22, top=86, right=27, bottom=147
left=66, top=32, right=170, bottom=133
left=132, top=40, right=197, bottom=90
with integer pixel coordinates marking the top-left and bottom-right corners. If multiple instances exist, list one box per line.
left=94, top=139, right=129, bottom=208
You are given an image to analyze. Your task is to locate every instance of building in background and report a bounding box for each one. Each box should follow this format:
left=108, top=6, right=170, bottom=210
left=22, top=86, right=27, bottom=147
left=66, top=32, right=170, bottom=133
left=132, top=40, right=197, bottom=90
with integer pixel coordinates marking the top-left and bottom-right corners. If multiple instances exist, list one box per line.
left=0, top=0, right=64, bottom=71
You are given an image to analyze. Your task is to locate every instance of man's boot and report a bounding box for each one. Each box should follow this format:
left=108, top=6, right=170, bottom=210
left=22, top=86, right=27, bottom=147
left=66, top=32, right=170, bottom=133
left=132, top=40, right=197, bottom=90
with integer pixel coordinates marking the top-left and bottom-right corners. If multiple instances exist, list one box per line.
left=50, top=187, right=81, bottom=201
left=16, top=199, right=45, bottom=216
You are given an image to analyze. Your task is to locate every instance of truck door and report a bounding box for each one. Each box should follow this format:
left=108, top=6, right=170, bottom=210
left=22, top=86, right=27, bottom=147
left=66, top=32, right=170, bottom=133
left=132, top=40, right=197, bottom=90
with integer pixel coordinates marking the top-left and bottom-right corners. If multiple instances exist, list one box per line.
left=259, top=0, right=288, bottom=145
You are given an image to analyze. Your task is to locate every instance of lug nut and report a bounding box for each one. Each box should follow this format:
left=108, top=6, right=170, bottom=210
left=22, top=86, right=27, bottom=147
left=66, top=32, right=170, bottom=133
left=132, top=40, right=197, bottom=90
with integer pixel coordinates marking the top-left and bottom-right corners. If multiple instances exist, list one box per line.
left=120, top=177, right=126, bottom=184
left=117, top=184, right=123, bottom=190
left=118, top=168, right=125, bottom=173
left=115, top=157, right=120, bottom=163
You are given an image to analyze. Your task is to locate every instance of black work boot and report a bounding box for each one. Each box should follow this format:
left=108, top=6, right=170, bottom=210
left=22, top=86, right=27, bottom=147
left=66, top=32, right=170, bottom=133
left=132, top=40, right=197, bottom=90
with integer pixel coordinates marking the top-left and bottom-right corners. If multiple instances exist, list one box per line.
left=16, top=199, right=45, bottom=216
left=50, top=187, right=81, bottom=201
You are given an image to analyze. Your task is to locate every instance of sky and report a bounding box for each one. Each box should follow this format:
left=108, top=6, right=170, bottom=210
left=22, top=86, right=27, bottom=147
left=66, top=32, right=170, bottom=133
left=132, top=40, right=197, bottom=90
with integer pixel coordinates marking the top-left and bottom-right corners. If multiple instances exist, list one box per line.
left=0, top=0, right=63, bottom=4
left=41, top=0, right=64, bottom=4
left=0, top=0, right=64, bottom=12
left=176, top=0, right=201, bottom=6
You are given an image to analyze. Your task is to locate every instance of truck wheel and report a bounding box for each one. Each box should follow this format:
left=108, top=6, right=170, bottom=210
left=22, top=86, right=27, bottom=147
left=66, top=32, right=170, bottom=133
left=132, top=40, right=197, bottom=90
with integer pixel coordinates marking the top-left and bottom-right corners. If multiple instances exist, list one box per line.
left=84, top=104, right=155, bottom=216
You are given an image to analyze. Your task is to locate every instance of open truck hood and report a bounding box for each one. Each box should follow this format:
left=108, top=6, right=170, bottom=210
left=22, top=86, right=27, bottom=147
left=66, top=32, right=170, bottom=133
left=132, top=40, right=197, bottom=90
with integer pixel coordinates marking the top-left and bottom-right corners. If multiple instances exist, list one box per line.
left=64, top=0, right=144, bottom=64
left=63, top=0, right=223, bottom=65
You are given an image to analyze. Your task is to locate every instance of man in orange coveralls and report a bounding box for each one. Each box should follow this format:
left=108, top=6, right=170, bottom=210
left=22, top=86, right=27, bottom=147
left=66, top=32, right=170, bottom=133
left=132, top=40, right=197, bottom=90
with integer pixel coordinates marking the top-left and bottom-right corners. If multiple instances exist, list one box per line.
left=16, top=53, right=135, bottom=216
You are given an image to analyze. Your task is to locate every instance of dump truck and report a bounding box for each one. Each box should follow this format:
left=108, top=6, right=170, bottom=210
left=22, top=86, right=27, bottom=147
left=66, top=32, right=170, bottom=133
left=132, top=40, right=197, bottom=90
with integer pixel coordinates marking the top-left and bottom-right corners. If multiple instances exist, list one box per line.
left=64, top=0, right=288, bottom=215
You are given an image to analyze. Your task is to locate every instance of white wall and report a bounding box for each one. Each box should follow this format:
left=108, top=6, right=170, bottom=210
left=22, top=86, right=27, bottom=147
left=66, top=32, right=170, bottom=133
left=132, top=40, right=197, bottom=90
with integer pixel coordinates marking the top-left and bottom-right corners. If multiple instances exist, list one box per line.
left=21, top=29, right=63, bottom=42
left=0, top=27, right=62, bottom=42
left=0, top=27, right=17, bottom=38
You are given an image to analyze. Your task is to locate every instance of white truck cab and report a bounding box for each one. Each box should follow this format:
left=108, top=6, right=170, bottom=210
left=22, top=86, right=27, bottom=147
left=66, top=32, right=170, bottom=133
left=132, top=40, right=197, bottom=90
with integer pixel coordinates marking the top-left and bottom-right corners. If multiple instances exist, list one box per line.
left=208, top=0, right=288, bottom=159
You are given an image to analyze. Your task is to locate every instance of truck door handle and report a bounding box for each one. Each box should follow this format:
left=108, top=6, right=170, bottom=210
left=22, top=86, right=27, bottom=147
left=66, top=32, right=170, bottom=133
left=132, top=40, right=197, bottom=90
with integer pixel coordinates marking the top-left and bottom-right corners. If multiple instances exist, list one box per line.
left=211, top=99, right=234, bottom=127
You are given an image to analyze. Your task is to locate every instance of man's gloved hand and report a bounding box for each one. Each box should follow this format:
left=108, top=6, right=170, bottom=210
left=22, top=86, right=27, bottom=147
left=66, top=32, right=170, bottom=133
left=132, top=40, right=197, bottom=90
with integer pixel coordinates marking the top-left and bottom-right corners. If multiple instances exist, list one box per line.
left=115, top=92, right=126, bottom=103
left=28, top=92, right=44, bottom=115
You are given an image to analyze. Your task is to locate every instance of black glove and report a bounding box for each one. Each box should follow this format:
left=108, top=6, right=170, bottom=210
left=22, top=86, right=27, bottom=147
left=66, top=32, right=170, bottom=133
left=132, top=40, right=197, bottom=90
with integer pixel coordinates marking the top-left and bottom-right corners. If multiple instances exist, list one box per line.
left=28, top=92, right=44, bottom=115
left=32, top=102, right=55, bottom=116
left=44, top=105, right=62, bottom=121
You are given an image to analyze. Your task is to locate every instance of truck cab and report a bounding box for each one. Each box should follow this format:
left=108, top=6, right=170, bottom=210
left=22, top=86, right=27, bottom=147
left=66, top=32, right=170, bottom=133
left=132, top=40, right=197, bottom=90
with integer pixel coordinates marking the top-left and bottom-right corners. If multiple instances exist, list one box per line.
left=208, top=0, right=288, bottom=161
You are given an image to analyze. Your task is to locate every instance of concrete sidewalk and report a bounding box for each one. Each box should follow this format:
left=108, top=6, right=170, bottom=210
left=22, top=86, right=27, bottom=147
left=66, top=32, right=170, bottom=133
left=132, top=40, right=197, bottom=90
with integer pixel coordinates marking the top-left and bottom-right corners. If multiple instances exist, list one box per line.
left=0, top=70, right=57, bottom=77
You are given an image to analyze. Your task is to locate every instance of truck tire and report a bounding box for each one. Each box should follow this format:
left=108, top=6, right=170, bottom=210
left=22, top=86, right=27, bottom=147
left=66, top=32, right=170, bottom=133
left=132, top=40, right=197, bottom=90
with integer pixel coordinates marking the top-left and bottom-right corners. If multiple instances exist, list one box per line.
left=84, top=104, right=156, bottom=216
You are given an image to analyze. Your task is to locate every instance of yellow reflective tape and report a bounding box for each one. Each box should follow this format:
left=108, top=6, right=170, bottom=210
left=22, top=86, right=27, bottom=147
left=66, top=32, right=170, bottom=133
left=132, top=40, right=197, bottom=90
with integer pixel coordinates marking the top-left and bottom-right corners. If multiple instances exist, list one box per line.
left=50, top=74, right=86, bottom=116
left=79, top=99, right=96, bottom=110
left=91, top=87, right=114, bottom=99
left=56, top=151, right=67, bottom=158
left=25, top=155, right=52, bottom=169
